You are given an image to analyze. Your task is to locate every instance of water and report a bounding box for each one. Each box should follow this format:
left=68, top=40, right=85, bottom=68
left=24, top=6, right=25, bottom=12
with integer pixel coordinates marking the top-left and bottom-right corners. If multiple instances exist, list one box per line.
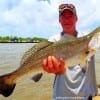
left=0, top=43, right=54, bottom=100
left=0, top=43, right=100, bottom=100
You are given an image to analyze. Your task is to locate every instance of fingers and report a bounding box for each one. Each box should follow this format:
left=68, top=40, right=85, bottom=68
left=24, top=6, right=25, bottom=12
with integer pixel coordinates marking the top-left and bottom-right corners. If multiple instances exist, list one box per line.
left=42, top=58, right=48, bottom=71
left=54, top=58, right=66, bottom=74
left=51, top=56, right=59, bottom=69
left=59, top=58, right=65, bottom=68
left=48, top=56, right=53, bottom=68
left=47, top=56, right=56, bottom=73
left=42, top=56, right=66, bottom=74
left=42, top=56, right=56, bottom=73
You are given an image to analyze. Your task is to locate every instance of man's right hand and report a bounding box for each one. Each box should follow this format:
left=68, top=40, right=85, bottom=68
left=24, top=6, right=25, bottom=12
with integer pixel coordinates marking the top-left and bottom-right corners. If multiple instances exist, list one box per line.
left=42, top=56, right=66, bottom=75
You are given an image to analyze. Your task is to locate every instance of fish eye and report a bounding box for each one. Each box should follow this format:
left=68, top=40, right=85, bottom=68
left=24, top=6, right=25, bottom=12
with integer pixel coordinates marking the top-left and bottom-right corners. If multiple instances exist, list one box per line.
left=85, top=51, right=90, bottom=54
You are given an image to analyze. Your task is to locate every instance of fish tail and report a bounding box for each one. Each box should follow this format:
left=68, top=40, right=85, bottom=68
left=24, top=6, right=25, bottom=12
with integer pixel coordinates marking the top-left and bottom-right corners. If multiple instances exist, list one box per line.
left=0, top=74, right=16, bottom=97
left=90, top=27, right=100, bottom=37
left=89, top=27, right=100, bottom=49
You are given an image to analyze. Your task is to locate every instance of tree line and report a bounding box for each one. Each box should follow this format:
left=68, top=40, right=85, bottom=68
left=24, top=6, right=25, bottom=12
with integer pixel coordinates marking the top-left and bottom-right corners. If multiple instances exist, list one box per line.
left=0, top=36, right=47, bottom=43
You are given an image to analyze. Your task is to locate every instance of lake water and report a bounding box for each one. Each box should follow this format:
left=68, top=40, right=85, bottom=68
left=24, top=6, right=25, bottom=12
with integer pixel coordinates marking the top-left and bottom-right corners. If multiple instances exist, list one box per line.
left=0, top=43, right=100, bottom=100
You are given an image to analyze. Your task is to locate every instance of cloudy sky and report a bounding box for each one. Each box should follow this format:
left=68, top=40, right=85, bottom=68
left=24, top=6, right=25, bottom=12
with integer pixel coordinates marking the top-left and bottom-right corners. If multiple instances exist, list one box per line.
left=0, top=0, right=99, bottom=38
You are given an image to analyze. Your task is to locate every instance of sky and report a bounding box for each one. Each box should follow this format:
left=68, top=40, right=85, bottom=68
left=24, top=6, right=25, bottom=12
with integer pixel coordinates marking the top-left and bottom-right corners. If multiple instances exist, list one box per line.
left=0, top=0, right=100, bottom=39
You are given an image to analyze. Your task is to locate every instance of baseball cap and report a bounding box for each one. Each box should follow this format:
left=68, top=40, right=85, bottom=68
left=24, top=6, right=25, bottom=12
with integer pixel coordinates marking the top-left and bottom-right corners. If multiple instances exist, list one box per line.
left=59, top=4, right=77, bottom=16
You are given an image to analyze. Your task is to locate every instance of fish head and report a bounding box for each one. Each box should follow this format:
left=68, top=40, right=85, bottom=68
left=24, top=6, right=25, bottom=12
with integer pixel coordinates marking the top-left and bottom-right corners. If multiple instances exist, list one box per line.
left=75, top=47, right=96, bottom=66
left=81, top=47, right=96, bottom=63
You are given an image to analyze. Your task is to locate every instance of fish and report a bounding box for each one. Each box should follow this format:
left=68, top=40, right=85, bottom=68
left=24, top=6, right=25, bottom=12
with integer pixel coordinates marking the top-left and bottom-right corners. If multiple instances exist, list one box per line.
left=0, top=26, right=100, bottom=97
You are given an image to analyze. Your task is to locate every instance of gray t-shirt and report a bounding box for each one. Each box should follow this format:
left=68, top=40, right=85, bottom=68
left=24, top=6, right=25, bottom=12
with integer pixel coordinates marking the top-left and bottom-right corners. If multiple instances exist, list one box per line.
left=49, top=33, right=98, bottom=100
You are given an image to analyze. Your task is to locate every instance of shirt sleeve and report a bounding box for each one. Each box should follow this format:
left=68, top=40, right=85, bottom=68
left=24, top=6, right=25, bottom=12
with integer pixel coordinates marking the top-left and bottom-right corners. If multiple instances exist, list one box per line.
left=48, top=34, right=61, bottom=42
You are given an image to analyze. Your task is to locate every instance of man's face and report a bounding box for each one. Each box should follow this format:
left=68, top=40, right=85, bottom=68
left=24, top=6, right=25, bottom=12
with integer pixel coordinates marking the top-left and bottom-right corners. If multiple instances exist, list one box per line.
left=59, top=10, right=77, bottom=33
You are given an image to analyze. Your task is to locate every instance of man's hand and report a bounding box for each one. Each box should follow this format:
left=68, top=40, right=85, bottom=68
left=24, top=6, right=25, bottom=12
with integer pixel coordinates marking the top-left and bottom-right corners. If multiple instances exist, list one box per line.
left=42, top=56, right=66, bottom=74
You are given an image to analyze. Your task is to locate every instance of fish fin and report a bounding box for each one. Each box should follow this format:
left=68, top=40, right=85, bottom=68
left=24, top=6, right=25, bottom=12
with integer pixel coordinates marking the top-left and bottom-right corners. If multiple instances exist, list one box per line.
left=31, top=73, right=43, bottom=82
left=1, top=83, right=16, bottom=97
left=89, top=27, right=100, bottom=49
left=0, top=75, right=16, bottom=97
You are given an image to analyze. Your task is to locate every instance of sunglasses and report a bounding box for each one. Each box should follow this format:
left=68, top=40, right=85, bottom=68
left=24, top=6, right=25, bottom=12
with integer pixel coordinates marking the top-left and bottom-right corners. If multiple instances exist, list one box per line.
left=59, top=4, right=76, bottom=15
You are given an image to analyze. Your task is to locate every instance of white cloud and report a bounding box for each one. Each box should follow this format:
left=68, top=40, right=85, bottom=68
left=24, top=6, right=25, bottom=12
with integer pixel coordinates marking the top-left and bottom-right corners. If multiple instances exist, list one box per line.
left=0, top=0, right=99, bottom=38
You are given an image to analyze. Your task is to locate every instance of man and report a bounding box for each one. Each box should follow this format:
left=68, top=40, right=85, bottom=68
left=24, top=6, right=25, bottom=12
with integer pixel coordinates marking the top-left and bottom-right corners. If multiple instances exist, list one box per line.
left=42, top=4, right=98, bottom=100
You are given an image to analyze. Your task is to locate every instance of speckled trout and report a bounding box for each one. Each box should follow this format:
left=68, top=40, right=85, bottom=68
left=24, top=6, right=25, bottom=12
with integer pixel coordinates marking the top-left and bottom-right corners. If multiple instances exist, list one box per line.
left=0, top=27, right=100, bottom=97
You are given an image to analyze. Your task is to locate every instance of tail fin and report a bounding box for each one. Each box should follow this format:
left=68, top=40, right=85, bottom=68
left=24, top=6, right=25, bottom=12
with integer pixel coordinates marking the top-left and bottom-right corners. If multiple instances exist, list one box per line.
left=0, top=75, right=16, bottom=97
left=89, top=27, right=100, bottom=49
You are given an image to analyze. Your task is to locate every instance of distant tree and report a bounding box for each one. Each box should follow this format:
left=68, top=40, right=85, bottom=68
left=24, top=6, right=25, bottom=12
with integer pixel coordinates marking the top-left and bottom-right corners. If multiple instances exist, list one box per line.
left=10, top=36, right=18, bottom=42
left=0, top=36, right=2, bottom=42
left=0, top=35, right=47, bottom=43
left=5, top=36, right=10, bottom=42
left=33, top=37, right=47, bottom=42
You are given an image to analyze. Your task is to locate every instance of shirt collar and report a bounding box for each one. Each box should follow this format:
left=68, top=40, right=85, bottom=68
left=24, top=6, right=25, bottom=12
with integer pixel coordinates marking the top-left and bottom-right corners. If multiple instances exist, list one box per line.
left=61, top=31, right=78, bottom=37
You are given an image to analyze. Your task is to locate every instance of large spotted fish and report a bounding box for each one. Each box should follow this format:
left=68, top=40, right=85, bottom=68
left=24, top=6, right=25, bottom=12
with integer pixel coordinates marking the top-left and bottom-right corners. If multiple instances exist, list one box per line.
left=0, top=27, right=100, bottom=97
